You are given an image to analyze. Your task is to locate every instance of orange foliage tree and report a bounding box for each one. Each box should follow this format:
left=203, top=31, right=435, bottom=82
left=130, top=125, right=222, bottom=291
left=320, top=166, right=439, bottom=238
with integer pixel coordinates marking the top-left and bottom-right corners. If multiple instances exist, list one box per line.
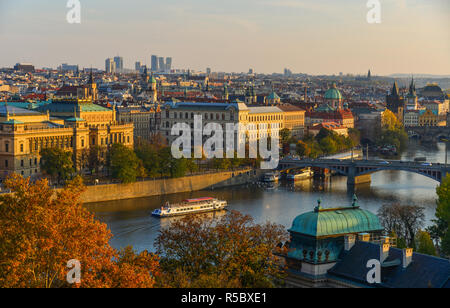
left=0, top=174, right=159, bottom=288
left=155, top=210, right=288, bottom=288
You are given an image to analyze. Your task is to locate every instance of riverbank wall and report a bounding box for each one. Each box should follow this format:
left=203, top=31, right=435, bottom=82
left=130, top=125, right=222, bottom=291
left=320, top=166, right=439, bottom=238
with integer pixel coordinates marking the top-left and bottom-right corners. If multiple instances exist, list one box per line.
left=80, top=169, right=259, bottom=204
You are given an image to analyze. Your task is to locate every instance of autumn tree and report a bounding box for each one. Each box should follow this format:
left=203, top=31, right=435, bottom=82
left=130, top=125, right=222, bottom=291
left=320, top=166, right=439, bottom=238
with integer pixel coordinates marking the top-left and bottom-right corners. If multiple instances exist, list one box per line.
left=0, top=174, right=159, bottom=288
left=40, top=147, right=74, bottom=184
left=155, top=210, right=288, bottom=288
left=415, top=230, right=437, bottom=256
left=378, top=109, right=408, bottom=151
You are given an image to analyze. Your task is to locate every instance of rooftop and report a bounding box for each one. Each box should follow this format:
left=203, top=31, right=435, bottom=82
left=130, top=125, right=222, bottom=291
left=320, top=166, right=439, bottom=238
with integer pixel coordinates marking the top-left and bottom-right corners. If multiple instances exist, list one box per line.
left=289, top=202, right=383, bottom=237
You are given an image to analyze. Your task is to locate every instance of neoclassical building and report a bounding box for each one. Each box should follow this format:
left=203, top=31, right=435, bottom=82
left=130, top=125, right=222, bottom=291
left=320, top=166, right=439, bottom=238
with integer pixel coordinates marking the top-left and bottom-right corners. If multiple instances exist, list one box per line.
left=0, top=98, right=133, bottom=179
left=159, top=101, right=306, bottom=150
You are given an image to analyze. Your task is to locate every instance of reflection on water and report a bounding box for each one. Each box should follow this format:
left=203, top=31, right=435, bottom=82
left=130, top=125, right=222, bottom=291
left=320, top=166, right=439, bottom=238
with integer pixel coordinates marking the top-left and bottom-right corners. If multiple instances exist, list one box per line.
left=86, top=140, right=446, bottom=252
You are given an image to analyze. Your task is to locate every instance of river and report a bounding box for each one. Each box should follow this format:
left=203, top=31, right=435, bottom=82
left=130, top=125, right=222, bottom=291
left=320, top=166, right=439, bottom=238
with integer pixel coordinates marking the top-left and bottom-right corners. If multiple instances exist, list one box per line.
left=86, top=140, right=446, bottom=252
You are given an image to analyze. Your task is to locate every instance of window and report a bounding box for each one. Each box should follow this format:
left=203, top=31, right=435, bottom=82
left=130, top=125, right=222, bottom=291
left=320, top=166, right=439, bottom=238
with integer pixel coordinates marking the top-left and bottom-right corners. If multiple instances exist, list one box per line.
left=34, top=158, right=37, bottom=165
left=5, top=143, right=9, bottom=153
left=20, top=144, right=24, bottom=152
left=5, top=160, right=8, bottom=167
left=81, top=139, right=84, bottom=147
left=21, top=160, right=24, bottom=167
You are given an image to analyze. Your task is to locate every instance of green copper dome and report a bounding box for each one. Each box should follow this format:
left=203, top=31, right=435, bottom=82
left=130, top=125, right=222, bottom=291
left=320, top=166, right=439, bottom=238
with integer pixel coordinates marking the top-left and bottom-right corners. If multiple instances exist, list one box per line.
left=324, top=83, right=343, bottom=100
left=267, top=91, right=280, bottom=100
left=289, top=206, right=382, bottom=238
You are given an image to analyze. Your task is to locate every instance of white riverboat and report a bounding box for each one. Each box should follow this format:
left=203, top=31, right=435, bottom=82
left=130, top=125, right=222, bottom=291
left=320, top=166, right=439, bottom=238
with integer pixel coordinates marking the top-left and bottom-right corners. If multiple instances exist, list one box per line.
left=287, top=168, right=314, bottom=181
left=151, top=197, right=228, bottom=218
left=261, top=172, right=280, bottom=183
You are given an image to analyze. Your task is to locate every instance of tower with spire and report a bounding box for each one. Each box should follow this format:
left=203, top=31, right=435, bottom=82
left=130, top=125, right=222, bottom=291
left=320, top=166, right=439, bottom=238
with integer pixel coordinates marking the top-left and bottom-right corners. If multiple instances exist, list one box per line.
left=386, top=81, right=406, bottom=122
left=406, top=77, right=418, bottom=110
left=86, top=68, right=98, bottom=101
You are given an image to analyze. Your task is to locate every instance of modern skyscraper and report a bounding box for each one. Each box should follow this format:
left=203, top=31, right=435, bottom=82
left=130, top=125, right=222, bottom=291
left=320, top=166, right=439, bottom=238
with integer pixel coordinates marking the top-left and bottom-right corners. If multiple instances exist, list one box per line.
left=114, top=56, right=124, bottom=73
left=151, top=55, right=158, bottom=72
left=135, top=61, right=142, bottom=72
left=166, top=57, right=172, bottom=71
left=158, top=57, right=165, bottom=72
left=105, top=58, right=116, bottom=73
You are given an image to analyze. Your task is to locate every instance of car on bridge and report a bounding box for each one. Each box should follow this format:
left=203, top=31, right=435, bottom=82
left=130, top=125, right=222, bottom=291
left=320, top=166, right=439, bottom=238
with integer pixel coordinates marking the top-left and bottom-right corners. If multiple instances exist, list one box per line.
left=421, top=162, right=432, bottom=166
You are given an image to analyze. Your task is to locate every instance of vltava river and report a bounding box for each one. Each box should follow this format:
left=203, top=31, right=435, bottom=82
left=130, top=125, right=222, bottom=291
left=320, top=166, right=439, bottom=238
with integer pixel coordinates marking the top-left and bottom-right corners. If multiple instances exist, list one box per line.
left=86, top=140, right=446, bottom=252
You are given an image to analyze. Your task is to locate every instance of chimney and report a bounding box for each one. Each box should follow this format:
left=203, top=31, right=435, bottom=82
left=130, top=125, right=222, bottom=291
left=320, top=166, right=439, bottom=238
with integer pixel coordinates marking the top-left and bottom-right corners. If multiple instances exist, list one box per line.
left=380, top=243, right=390, bottom=263
left=402, top=248, right=413, bottom=269
left=358, top=233, right=370, bottom=242
left=380, top=236, right=390, bottom=244
left=344, top=234, right=356, bottom=251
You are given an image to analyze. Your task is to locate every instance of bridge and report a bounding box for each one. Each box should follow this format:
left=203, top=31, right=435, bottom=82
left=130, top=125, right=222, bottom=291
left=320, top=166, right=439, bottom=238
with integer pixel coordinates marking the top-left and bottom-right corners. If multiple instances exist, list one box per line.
left=407, top=126, right=450, bottom=142
left=278, top=158, right=450, bottom=185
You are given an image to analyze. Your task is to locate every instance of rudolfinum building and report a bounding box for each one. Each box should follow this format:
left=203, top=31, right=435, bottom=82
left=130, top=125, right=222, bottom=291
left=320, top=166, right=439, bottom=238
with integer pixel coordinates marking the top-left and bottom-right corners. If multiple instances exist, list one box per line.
left=0, top=98, right=133, bottom=180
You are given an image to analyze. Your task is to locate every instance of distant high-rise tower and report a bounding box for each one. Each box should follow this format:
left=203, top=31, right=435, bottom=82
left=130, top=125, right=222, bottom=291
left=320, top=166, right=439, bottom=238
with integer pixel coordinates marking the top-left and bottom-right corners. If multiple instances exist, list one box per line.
left=114, top=56, right=124, bottom=73
left=206, top=68, right=211, bottom=75
left=135, top=61, right=142, bottom=72
left=368, top=69, right=372, bottom=81
left=105, top=58, right=116, bottom=73
left=166, top=57, right=172, bottom=71
left=158, top=57, right=165, bottom=72
left=151, top=55, right=159, bottom=72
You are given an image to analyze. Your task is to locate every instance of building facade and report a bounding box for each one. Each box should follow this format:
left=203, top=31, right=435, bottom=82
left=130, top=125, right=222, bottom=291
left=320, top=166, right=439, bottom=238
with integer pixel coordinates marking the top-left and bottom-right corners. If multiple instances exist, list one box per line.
left=0, top=98, right=134, bottom=179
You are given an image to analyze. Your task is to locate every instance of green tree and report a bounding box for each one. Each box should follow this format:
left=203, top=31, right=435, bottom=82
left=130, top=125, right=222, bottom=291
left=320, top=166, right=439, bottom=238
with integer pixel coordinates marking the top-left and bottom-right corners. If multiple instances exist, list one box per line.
left=88, top=145, right=103, bottom=175
left=40, top=147, right=74, bottom=183
left=109, top=144, right=145, bottom=183
left=319, top=136, right=338, bottom=154
left=415, top=230, right=437, bottom=256
left=135, top=143, right=161, bottom=178
left=296, top=140, right=310, bottom=157
left=348, top=128, right=361, bottom=147
left=433, top=174, right=450, bottom=255
left=315, top=128, right=333, bottom=141
left=157, top=147, right=189, bottom=178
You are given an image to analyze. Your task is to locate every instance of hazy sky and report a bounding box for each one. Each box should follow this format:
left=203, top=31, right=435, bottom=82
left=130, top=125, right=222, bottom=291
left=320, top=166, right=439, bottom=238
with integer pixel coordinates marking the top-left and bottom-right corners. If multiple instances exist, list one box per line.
left=0, top=0, right=449, bottom=75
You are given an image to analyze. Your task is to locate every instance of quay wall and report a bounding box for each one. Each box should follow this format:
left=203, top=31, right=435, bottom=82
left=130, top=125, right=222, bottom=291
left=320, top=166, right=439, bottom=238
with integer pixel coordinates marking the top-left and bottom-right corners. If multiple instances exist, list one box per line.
left=80, top=169, right=259, bottom=204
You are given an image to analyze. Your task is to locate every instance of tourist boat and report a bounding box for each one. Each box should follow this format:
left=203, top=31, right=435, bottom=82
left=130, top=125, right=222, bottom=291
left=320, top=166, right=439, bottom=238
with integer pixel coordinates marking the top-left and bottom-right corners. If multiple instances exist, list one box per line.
left=287, top=168, right=314, bottom=181
left=151, top=197, right=228, bottom=218
left=261, top=172, right=280, bottom=183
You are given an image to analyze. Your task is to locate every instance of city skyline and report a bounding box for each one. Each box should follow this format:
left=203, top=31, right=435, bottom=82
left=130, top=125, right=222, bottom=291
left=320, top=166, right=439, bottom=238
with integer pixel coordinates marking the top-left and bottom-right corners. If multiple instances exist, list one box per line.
left=1, top=0, right=449, bottom=75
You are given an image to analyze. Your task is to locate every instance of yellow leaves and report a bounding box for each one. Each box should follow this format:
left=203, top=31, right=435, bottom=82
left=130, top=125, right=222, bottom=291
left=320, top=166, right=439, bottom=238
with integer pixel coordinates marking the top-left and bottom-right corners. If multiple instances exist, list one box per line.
left=382, top=109, right=403, bottom=130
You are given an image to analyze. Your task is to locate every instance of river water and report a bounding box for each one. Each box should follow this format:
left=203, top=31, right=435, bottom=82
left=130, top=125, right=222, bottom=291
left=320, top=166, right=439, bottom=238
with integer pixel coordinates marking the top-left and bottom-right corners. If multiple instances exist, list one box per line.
left=86, top=140, right=447, bottom=252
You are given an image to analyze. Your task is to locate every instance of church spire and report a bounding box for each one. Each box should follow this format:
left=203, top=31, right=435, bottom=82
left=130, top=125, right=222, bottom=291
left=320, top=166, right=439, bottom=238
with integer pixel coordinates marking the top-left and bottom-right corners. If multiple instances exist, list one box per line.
left=409, top=76, right=416, bottom=95
left=392, top=81, right=399, bottom=96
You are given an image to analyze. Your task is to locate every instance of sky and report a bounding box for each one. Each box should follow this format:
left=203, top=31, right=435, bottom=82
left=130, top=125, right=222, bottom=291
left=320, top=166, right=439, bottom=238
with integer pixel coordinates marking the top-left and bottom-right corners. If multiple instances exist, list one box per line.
left=0, top=0, right=449, bottom=75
